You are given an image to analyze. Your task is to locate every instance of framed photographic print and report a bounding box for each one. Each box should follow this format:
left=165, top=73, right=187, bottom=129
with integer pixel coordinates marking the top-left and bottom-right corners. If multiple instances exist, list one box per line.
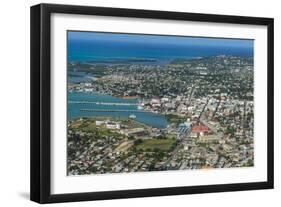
left=30, top=3, right=274, bottom=203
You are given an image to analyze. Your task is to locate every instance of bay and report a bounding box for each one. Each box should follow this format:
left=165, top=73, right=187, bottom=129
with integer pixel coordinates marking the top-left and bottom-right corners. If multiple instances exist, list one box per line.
left=68, top=92, right=169, bottom=129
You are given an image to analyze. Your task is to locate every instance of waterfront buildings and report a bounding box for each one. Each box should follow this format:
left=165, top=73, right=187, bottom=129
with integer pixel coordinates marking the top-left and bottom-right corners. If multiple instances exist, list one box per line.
left=67, top=55, right=254, bottom=175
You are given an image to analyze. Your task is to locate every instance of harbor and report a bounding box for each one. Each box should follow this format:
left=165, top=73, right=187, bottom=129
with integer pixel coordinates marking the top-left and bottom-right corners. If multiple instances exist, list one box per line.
left=68, top=92, right=168, bottom=129
left=69, top=100, right=137, bottom=106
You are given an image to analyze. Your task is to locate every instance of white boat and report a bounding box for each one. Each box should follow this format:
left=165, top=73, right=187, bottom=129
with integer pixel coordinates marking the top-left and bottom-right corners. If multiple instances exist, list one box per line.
left=129, top=114, right=136, bottom=119
left=137, top=105, right=144, bottom=110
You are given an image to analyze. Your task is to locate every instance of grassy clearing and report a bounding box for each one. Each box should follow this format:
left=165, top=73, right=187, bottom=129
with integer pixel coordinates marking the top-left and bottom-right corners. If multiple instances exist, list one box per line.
left=165, top=114, right=186, bottom=125
left=136, top=138, right=176, bottom=151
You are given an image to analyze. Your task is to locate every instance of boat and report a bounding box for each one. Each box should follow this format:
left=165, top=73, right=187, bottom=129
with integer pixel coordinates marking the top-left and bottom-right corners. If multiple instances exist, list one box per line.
left=137, top=105, right=144, bottom=110
left=129, top=114, right=136, bottom=119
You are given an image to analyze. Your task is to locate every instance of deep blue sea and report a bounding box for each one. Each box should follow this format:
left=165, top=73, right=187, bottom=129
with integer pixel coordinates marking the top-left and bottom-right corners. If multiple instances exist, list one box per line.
left=68, top=39, right=253, bottom=62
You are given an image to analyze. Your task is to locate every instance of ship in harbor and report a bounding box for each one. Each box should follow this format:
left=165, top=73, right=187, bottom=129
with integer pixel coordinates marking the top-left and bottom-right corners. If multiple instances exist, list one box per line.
left=129, top=114, right=136, bottom=119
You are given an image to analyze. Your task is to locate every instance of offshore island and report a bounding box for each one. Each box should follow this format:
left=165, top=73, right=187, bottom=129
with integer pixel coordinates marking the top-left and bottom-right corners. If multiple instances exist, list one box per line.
left=67, top=32, right=254, bottom=175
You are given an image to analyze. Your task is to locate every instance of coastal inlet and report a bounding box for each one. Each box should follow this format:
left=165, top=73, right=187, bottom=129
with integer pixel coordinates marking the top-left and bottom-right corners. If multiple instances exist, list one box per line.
left=68, top=92, right=169, bottom=129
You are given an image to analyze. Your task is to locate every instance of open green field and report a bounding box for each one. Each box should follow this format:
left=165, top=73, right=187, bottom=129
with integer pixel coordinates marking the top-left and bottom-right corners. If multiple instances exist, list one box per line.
left=136, top=138, right=176, bottom=151
left=165, top=114, right=186, bottom=125
left=70, top=117, right=147, bottom=131
left=69, top=118, right=120, bottom=137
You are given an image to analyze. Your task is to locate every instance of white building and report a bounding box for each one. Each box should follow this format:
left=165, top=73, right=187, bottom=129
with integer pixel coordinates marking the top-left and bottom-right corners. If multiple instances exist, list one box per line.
left=95, top=120, right=105, bottom=126
left=106, top=122, right=120, bottom=129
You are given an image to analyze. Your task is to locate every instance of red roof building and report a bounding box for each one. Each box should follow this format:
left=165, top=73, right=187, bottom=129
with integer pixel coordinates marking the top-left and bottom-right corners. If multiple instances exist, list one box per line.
left=192, top=125, right=209, bottom=133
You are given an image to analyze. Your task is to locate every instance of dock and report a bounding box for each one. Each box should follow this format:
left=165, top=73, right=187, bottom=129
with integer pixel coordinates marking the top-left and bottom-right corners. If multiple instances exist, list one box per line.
left=80, top=109, right=153, bottom=114
left=68, top=101, right=137, bottom=106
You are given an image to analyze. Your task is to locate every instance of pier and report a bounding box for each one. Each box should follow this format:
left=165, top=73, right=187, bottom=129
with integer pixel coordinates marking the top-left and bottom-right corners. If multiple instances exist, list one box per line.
left=80, top=109, right=153, bottom=114
left=68, top=101, right=137, bottom=106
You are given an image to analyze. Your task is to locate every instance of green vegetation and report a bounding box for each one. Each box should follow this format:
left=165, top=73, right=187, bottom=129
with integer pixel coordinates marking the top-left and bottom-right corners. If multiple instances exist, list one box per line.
left=136, top=138, right=176, bottom=151
left=165, top=114, right=186, bottom=125
left=68, top=118, right=121, bottom=137
left=243, top=159, right=254, bottom=167
left=68, top=62, right=107, bottom=76
left=134, top=139, right=143, bottom=145
left=226, top=126, right=236, bottom=137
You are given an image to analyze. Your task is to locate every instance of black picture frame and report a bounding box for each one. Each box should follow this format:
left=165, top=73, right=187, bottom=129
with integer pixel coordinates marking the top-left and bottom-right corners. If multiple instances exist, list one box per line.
left=30, top=3, right=274, bottom=204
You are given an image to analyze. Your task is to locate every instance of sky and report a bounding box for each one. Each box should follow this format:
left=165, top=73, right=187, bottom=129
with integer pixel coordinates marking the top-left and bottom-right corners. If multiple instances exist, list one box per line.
left=68, top=31, right=254, bottom=48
